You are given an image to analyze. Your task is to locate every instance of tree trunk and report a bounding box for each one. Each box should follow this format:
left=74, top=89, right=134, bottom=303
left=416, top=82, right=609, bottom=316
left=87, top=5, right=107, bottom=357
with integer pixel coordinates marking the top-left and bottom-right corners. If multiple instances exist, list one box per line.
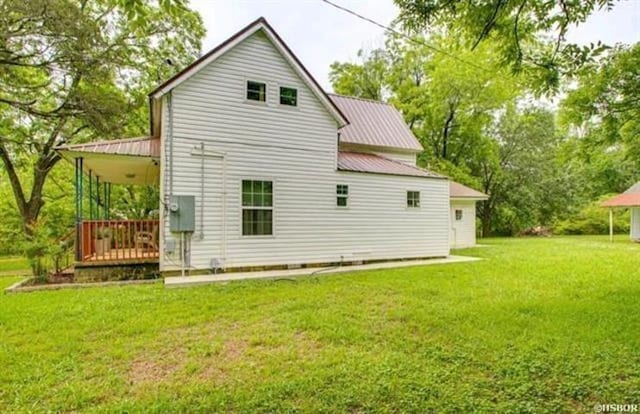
left=480, top=201, right=493, bottom=238
left=441, top=104, right=456, bottom=159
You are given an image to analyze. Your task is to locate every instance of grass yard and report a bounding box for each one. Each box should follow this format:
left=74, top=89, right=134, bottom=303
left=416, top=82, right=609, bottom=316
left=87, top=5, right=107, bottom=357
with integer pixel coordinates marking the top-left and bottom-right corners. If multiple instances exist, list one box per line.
left=0, top=256, right=29, bottom=274
left=1, top=236, right=639, bottom=412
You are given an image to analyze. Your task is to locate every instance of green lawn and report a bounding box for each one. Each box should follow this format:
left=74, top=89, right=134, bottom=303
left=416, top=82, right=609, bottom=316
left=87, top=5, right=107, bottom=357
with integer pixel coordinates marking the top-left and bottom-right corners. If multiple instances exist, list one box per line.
left=0, top=256, right=29, bottom=274
left=1, top=236, right=639, bottom=412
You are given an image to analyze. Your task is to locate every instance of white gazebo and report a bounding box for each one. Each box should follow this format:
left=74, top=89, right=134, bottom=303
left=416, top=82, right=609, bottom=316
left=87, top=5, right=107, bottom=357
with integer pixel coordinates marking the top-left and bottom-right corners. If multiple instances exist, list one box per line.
left=601, top=182, right=640, bottom=242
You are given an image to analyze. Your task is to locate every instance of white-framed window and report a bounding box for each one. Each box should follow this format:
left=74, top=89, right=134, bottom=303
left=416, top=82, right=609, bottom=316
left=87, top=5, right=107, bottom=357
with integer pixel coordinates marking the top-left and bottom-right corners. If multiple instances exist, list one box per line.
left=337, top=184, right=349, bottom=207
left=246, top=81, right=266, bottom=102
left=242, top=180, right=273, bottom=236
left=279, top=86, right=297, bottom=106
left=455, top=209, right=463, bottom=221
left=407, top=191, right=420, bottom=208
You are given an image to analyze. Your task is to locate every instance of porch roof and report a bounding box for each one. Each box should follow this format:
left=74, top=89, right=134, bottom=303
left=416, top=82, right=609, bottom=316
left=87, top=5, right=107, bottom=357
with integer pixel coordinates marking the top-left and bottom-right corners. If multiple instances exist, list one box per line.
left=602, top=182, right=640, bottom=208
left=56, top=137, right=160, bottom=185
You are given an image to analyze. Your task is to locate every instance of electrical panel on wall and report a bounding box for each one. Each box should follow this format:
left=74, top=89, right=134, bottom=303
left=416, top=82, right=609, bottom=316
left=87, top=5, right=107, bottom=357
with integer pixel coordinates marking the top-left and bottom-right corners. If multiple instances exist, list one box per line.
left=169, top=195, right=196, bottom=232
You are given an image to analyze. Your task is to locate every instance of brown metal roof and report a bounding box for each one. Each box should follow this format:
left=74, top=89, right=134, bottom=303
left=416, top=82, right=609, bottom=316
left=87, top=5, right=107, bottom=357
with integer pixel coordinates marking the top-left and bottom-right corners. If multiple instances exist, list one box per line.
left=450, top=181, right=488, bottom=200
left=602, top=182, right=640, bottom=207
left=338, top=152, right=442, bottom=178
left=330, top=94, right=423, bottom=152
left=55, top=137, right=160, bottom=158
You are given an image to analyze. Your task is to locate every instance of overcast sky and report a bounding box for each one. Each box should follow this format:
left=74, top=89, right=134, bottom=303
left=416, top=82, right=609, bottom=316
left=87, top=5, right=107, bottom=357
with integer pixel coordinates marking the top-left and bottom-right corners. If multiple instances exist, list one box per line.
left=189, top=0, right=640, bottom=91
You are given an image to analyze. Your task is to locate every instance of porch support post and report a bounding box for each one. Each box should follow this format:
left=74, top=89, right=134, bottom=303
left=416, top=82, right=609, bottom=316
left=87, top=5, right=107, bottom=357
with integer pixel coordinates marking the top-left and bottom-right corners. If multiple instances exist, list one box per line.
left=96, top=176, right=100, bottom=221
left=75, top=157, right=84, bottom=261
left=609, top=208, right=614, bottom=242
left=104, top=182, right=110, bottom=220
left=88, top=170, right=93, bottom=220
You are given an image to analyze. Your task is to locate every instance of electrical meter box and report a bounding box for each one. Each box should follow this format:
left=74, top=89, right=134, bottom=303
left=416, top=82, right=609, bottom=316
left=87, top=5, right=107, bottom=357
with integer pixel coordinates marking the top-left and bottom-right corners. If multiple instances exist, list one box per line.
left=169, top=195, right=195, bottom=232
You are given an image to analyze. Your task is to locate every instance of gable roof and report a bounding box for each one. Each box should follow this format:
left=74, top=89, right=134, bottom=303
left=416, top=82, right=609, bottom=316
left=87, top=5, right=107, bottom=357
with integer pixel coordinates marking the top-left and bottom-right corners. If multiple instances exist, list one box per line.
left=450, top=181, right=488, bottom=200
left=602, top=182, right=640, bottom=207
left=338, top=151, right=443, bottom=179
left=148, top=17, right=348, bottom=127
left=329, top=94, right=423, bottom=153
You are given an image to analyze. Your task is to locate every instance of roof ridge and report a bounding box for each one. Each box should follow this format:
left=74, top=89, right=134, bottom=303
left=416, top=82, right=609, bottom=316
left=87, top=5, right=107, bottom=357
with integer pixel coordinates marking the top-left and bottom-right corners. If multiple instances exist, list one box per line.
left=328, top=93, right=391, bottom=106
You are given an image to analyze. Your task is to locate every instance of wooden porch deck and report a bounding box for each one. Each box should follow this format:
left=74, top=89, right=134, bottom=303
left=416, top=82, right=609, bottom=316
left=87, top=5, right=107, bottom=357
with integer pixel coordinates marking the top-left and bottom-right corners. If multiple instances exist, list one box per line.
left=78, top=219, right=160, bottom=264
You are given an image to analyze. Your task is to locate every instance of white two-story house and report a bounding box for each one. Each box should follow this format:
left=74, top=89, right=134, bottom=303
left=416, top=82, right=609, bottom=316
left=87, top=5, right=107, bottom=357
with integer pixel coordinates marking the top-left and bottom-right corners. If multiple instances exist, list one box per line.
left=57, top=17, right=486, bottom=278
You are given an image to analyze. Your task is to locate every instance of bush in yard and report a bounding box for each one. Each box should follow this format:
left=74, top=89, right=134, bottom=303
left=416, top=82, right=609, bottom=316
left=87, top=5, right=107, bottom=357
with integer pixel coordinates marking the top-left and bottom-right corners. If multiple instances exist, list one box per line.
left=553, top=195, right=630, bottom=235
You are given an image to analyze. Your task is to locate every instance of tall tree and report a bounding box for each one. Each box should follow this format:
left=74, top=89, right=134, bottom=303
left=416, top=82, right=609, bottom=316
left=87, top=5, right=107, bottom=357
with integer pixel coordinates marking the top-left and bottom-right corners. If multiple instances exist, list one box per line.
left=329, top=48, right=388, bottom=100
left=561, top=43, right=640, bottom=172
left=384, top=33, right=520, bottom=169
left=0, top=0, right=204, bottom=242
left=474, top=106, right=564, bottom=235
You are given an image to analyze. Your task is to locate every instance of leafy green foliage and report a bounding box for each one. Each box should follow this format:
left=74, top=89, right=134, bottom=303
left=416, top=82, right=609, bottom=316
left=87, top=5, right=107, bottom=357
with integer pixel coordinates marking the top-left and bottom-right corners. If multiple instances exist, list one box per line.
left=554, top=196, right=629, bottom=235
left=561, top=43, right=640, bottom=174
left=475, top=106, right=567, bottom=235
left=1, top=237, right=639, bottom=411
left=0, top=0, right=204, bottom=268
left=393, top=0, right=616, bottom=93
left=330, top=49, right=388, bottom=100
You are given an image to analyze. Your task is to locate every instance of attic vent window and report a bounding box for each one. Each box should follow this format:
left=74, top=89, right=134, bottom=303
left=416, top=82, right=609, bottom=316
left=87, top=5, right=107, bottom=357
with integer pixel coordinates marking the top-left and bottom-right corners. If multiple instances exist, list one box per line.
left=247, top=81, right=266, bottom=102
left=280, top=86, right=297, bottom=106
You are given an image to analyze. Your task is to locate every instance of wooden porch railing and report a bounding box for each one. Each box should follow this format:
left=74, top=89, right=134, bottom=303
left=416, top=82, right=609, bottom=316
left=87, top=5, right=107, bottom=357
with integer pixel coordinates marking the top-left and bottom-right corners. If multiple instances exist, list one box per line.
left=80, top=219, right=159, bottom=263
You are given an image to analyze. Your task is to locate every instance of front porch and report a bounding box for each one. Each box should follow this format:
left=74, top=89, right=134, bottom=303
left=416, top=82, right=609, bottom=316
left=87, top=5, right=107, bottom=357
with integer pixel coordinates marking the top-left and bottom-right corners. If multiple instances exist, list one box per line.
left=79, top=219, right=160, bottom=263
left=55, top=137, right=161, bottom=278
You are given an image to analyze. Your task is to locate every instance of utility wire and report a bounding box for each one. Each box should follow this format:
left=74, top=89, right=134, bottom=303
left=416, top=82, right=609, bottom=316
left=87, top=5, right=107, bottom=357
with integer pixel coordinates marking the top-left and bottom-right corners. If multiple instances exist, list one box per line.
left=319, top=0, right=491, bottom=72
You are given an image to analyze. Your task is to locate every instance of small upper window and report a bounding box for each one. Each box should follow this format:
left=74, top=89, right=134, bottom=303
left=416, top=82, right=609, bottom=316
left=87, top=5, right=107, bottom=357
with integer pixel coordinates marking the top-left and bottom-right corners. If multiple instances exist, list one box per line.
left=337, top=184, right=348, bottom=207
left=407, top=191, right=420, bottom=208
left=280, top=87, right=297, bottom=106
left=455, top=209, right=463, bottom=221
left=247, top=81, right=266, bottom=102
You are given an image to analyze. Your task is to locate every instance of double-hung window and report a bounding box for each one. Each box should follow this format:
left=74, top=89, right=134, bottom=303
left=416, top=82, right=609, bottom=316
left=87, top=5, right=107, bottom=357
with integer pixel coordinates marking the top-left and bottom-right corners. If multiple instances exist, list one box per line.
left=246, top=81, right=266, bottom=102
left=242, top=180, right=273, bottom=236
left=407, top=191, right=420, bottom=208
left=455, top=209, right=463, bottom=221
left=337, top=184, right=349, bottom=207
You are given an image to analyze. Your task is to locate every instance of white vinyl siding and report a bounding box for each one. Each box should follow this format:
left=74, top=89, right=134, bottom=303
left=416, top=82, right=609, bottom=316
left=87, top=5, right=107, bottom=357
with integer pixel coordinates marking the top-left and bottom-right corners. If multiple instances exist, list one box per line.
left=450, top=200, right=478, bottom=248
left=160, top=31, right=450, bottom=271
left=374, top=151, right=417, bottom=166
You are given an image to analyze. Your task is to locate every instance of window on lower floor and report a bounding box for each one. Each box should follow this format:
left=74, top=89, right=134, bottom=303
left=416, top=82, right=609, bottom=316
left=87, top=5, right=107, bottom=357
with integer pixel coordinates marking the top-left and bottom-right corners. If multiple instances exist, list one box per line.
left=242, top=180, right=273, bottom=235
left=455, top=209, right=463, bottom=221
left=407, top=191, right=420, bottom=208
left=337, top=184, right=349, bottom=207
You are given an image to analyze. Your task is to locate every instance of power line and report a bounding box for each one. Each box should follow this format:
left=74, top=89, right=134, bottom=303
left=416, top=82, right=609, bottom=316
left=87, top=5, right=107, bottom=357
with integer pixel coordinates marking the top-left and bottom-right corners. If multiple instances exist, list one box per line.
left=319, top=0, right=494, bottom=73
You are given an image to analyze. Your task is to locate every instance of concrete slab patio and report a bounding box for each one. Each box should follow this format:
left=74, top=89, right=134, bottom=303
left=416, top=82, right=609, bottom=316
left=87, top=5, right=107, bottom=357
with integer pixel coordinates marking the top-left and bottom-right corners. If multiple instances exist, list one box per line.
left=164, top=255, right=481, bottom=287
